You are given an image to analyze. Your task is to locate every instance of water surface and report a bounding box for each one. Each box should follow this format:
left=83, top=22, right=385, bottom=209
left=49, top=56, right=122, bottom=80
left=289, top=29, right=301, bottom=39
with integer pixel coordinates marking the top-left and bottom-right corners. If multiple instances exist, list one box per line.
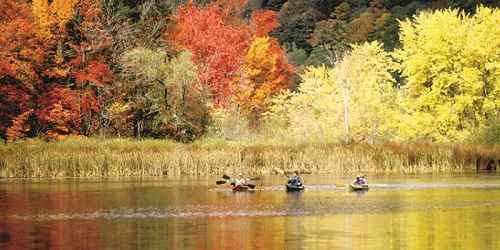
left=1, top=174, right=500, bottom=249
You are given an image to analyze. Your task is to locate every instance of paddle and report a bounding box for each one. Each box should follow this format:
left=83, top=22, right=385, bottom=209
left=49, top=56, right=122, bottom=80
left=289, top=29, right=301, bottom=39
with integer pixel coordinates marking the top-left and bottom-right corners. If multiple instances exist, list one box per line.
left=216, top=180, right=227, bottom=185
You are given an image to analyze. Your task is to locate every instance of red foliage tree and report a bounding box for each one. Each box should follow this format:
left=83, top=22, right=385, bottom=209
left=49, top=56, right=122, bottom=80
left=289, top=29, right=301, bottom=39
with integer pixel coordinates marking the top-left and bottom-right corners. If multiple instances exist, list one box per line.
left=167, top=0, right=280, bottom=106
left=250, top=10, right=279, bottom=37
left=68, top=0, right=113, bottom=135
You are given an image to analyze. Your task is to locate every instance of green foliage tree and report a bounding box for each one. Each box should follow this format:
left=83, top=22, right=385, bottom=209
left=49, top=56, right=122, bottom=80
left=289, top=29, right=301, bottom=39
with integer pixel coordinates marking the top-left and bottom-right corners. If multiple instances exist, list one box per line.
left=118, top=49, right=209, bottom=141
left=307, top=19, right=349, bottom=66
left=273, top=0, right=317, bottom=52
left=395, top=6, right=500, bottom=142
left=286, top=43, right=308, bottom=67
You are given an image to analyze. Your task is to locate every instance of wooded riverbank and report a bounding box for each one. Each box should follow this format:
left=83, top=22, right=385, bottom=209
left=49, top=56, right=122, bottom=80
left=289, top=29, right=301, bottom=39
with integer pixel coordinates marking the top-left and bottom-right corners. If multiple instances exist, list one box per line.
left=0, top=137, right=498, bottom=178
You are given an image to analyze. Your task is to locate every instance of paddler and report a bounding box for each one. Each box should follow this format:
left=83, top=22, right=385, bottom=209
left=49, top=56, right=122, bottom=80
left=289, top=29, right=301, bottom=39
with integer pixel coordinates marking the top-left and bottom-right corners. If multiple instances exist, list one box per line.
left=288, top=171, right=303, bottom=186
left=234, top=173, right=247, bottom=187
left=353, top=174, right=367, bottom=185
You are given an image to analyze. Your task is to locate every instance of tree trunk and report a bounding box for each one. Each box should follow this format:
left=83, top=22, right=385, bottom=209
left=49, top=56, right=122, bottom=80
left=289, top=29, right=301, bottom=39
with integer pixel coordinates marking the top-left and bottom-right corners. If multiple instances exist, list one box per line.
left=182, top=82, right=187, bottom=116
left=342, top=87, right=350, bottom=139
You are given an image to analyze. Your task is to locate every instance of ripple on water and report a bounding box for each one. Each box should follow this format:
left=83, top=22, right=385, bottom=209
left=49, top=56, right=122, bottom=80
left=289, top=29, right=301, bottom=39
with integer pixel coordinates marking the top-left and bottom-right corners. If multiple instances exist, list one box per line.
left=4, top=182, right=500, bottom=222
left=6, top=208, right=311, bottom=221
left=5, top=198, right=500, bottom=222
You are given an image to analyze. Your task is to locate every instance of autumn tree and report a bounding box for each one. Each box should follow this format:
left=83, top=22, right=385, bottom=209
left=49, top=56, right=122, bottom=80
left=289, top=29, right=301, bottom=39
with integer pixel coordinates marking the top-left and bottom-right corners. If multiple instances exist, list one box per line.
left=334, top=41, right=398, bottom=143
left=167, top=0, right=280, bottom=106
left=234, top=36, right=293, bottom=127
left=5, top=110, right=34, bottom=142
left=307, top=19, right=349, bottom=66
left=0, top=0, right=44, bottom=141
left=36, top=86, right=81, bottom=139
left=395, top=6, right=500, bottom=142
left=264, top=41, right=398, bottom=143
left=263, top=66, right=339, bottom=142
left=32, top=0, right=79, bottom=39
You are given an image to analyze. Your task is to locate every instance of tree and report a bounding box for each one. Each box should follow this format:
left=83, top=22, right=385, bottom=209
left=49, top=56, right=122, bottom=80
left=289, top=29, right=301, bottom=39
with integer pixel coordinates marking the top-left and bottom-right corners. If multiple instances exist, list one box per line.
left=250, top=10, right=279, bottom=36
left=5, top=109, right=33, bottom=142
left=0, top=0, right=44, bottom=140
left=32, top=0, right=79, bottom=39
left=36, top=86, right=81, bottom=139
left=263, top=66, right=340, bottom=142
left=234, top=36, right=293, bottom=127
left=167, top=0, right=281, bottom=106
left=167, top=1, right=253, bottom=105
left=395, top=6, right=500, bottom=142
left=273, top=0, right=317, bottom=53
left=346, top=10, right=376, bottom=43
left=307, top=19, right=349, bottom=66
left=334, top=41, right=398, bottom=143
left=119, top=49, right=209, bottom=141
left=264, top=41, right=398, bottom=143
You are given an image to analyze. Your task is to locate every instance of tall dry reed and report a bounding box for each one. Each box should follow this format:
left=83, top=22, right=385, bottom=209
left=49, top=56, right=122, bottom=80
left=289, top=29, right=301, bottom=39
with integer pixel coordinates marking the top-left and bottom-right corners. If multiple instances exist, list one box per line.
left=0, top=137, right=498, bottom=178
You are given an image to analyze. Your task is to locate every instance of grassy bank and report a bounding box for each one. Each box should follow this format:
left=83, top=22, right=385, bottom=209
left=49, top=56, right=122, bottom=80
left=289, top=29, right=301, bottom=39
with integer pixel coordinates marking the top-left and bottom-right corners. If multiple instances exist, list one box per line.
left=0, top=137, right=498, bottom=178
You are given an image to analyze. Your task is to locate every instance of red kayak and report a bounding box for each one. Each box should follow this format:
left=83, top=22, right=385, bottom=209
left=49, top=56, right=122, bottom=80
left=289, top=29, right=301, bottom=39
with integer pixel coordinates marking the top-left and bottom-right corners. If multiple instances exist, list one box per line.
left=232, top=184, right=255, bottom=192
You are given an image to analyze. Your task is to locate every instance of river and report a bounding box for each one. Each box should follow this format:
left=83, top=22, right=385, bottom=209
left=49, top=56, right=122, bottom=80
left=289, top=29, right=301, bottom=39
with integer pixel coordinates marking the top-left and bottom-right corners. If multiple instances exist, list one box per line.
left=1, top=174, right=500, bottom=249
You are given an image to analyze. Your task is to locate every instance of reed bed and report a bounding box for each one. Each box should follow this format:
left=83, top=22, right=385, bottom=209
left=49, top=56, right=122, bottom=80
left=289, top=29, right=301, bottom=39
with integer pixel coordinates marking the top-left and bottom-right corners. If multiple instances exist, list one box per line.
left=0, top=137, right=498, bottom=178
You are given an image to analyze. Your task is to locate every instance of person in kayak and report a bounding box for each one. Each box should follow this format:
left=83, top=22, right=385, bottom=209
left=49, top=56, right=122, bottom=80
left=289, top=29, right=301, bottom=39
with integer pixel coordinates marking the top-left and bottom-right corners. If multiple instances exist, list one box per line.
left=234, top=173, right=247, bottom=187
left=288, top=171, right=303, bottom=187
left=353, top=175, right=367, bottom=185
left=361, top=175, right=368, bottom=184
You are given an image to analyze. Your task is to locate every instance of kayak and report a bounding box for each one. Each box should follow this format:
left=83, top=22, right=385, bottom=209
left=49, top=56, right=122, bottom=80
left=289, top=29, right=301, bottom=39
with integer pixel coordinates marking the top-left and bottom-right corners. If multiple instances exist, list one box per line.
left=232, top=185, right=255, bottom=192
left=286, top=184, right=305, bottom=192
left=348, top=183, right=369, bottom=191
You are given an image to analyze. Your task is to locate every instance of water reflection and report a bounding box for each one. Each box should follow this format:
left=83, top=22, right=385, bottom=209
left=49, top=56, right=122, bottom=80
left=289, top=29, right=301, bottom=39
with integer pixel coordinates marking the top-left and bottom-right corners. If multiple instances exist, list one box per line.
left=353, top=189, right=369, bottom=198
left=1, top=175, right=500, bottom=249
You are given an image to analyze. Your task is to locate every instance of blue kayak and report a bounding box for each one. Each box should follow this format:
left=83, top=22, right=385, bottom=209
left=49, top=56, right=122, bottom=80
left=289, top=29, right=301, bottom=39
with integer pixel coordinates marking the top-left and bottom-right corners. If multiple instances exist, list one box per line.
left=286, top=184, right=304, bottom=192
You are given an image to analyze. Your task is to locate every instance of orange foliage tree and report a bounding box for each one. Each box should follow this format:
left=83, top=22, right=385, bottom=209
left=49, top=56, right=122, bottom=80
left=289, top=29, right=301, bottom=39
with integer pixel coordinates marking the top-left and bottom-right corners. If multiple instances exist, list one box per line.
left=5, top=110, right=34, bottom=142
left=32, top=0, right=79, bottom=39
left=36, top=86, right=81, bottom=138
left=234, top=36, right=293, bottom=126
left=69, top=0, right=113, bottom=135
left=1, top=0, right=113, bottom=141
left=0, top=0, right=45, bottom=141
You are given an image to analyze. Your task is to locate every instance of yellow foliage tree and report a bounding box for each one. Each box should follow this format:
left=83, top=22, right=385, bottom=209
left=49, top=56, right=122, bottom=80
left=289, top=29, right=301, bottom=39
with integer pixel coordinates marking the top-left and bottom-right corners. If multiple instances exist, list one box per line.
left=263, top=66, right=341, bottom=142
left=32, top=0, right=78, bottom=39
left=264, top=41, right=398, bottom=143
left=51, top=0, right=79, bottom=29
left=395, top=6, right=500, bottom=142
left=32, top=0, right=52, bottom=38
left=335, top=41, right=398, bottom=143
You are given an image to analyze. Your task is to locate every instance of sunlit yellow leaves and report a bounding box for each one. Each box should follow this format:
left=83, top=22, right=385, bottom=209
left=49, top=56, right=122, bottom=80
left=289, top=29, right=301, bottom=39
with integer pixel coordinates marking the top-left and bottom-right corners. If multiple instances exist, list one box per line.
left=265, top=42, right=397, bottom=143
left=51, top=0, right=79, bottom=29
left=32, top=0, right=78, bottom=39
left=32, top=0, right=52, bottom=38
left=396, top=6, right=500, bottom=142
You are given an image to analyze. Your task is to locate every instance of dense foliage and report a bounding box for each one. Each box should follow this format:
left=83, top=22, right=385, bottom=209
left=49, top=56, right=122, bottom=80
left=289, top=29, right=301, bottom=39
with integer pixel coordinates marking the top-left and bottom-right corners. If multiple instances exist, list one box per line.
left=0, top=0, right=499, bottom=143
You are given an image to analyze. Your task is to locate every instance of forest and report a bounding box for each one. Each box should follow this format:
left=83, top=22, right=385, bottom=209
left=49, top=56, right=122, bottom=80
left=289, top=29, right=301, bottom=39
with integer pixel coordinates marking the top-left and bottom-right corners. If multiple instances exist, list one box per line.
left=1, top=0, right=499, bottom=144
